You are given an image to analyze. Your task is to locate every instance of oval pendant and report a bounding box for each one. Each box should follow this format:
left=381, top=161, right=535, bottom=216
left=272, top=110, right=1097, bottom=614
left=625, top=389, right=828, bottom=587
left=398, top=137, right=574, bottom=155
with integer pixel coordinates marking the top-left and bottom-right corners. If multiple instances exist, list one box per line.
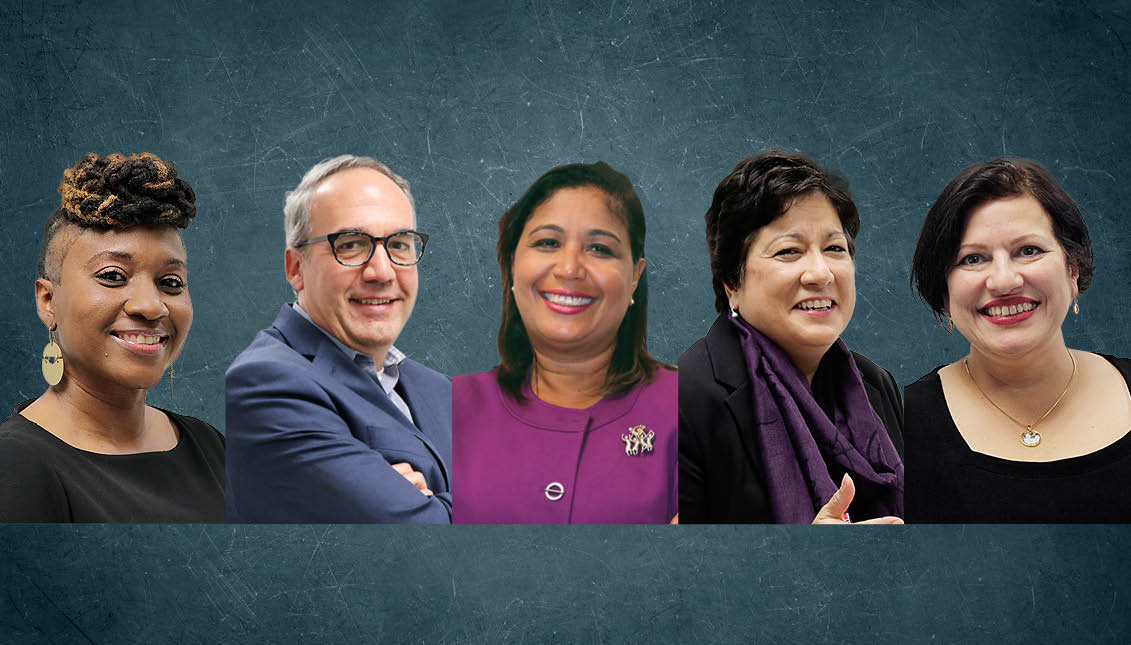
left=42, top=341, right=64, bottom=386
left=1021, top=429, right=1041, bottom=447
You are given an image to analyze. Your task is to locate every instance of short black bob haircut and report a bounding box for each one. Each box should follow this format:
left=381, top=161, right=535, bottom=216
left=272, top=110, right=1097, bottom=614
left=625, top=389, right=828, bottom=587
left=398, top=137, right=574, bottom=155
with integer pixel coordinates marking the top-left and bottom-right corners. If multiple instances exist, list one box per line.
left=704, top=150, right=859, bottom=313
left=495, top=161, right=670, bottom=400
left=910, top=157, right=1094, bottom=322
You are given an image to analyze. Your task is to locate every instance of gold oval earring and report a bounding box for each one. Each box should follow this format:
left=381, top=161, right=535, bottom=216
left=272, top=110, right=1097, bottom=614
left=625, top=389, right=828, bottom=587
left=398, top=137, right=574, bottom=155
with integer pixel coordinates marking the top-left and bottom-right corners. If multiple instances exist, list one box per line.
left=41, top=327, right=64, bottom=386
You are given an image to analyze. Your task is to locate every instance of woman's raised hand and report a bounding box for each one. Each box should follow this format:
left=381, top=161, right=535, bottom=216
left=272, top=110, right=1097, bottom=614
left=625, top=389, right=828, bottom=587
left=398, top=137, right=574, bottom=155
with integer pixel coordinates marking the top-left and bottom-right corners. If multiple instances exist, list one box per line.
left=812, top=473, right=903, bottom=525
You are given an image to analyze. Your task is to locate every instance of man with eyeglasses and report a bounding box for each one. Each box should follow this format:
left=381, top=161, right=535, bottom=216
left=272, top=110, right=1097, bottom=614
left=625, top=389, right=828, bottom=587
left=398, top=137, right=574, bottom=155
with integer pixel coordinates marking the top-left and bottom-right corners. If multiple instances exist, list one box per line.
left=225, top=155, right=452, bottom=523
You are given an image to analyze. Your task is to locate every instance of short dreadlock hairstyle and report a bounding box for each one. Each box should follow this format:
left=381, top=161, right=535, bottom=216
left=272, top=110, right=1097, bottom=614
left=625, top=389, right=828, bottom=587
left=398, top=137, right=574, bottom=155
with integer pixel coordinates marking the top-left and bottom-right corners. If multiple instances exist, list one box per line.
left=38, top=152, right=197, bottom=280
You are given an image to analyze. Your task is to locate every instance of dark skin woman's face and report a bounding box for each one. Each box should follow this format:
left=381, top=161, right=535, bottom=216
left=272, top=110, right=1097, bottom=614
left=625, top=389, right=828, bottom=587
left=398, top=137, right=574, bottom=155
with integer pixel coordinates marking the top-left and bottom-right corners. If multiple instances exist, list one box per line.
left=36, top=225, right=192, bottom=393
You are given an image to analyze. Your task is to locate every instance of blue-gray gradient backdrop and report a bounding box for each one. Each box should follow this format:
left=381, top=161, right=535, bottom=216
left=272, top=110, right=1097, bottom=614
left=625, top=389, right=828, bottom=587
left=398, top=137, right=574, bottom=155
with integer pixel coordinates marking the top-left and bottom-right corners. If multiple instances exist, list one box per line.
left=3, top=1, right=1129, bottom=641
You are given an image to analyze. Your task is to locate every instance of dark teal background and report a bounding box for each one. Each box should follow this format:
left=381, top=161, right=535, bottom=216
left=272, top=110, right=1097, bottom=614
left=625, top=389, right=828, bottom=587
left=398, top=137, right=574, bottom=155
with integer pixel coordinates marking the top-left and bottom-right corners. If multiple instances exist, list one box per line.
left=2, top=1, right=1129, bottom=640
left=1, top=525, right=1128, bottom=641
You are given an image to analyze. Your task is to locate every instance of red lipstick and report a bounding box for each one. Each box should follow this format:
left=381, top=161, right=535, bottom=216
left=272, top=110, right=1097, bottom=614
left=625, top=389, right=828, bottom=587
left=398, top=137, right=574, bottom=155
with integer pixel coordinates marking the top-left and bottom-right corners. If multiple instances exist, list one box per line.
left=979, top=297, right=1040, bottom=326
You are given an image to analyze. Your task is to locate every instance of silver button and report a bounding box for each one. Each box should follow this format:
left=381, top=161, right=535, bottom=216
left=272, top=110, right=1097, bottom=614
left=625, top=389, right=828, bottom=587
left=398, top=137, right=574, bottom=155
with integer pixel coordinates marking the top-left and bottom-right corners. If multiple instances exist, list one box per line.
left=545, top=482, right=565, bottom=501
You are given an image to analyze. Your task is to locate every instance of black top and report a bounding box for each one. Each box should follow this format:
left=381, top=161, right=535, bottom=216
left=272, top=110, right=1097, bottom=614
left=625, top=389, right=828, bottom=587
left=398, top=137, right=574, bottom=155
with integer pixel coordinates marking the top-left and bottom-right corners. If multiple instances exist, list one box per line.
left=0, top=400, right=226, bottom=523
left=679, top=314, right=905, bottom=523
left=904, top=355, right=1131, bottom=523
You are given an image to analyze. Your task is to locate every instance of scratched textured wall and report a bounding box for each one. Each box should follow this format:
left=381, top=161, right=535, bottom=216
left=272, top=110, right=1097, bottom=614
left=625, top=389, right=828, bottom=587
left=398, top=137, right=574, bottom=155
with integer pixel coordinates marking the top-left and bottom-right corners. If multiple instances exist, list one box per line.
left=2, top=0, right=1130, bottom=641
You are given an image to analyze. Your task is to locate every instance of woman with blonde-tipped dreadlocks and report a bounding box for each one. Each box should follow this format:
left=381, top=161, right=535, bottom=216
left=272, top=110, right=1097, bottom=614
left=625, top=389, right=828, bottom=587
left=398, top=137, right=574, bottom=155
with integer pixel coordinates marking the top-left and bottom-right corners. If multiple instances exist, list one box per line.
left=0, top=152, right=224, bottom=522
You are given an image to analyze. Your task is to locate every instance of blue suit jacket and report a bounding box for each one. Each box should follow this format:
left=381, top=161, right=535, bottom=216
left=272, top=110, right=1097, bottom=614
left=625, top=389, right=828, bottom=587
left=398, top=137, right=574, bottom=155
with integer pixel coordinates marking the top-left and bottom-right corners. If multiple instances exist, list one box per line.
left=225, top=305, right=452, bottom=523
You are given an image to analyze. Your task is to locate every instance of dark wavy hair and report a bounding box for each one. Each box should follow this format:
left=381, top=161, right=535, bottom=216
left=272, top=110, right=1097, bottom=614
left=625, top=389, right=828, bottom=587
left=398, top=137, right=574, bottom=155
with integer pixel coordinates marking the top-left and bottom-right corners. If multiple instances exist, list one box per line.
left=38, top=152, right=196, bottom=280
left=705, top=150, right=859, bottom=313
left=495, top=161, right=671, bottom=400
left=910, top=157, right=1094, bottom=322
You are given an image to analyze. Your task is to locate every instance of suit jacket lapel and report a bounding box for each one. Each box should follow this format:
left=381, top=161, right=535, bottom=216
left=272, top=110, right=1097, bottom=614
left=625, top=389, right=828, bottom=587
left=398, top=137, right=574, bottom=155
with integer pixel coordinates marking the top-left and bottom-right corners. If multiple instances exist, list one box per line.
left=397, top=361, right=452, bottom=489
left=270, top=305, right=450, bottom=488
left=272, top=305, right=423, bottom=437
left=706, top=314, right=767, bottom=481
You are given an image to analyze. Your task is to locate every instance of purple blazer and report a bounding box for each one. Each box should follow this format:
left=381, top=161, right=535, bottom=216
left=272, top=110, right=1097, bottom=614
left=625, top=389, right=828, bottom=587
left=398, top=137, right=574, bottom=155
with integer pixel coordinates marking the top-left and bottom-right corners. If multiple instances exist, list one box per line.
left=452, top=368, right=678, bottom=524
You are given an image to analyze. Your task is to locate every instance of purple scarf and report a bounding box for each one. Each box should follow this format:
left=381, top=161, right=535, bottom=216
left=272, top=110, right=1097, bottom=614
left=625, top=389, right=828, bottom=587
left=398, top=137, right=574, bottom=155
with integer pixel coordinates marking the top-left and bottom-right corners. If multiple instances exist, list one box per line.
left=730, top=314, right=904, bottom=523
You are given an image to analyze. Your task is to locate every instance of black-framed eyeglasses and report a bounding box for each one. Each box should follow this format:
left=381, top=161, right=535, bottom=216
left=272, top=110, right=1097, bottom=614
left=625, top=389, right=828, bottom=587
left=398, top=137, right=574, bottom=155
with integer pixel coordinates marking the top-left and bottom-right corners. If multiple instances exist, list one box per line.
left=293, top=230, right=429, bottom=267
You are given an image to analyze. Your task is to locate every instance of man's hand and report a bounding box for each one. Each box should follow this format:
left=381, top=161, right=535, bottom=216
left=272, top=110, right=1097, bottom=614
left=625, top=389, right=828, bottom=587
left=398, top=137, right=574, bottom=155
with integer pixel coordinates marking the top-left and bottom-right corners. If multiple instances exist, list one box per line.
left=391, top=462, right=434, bottom=496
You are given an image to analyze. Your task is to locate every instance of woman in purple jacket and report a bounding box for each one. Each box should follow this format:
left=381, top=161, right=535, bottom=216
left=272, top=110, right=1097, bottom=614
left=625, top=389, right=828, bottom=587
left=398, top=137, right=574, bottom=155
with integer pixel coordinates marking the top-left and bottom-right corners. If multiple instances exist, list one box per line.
left=452, top=161, right=677, bottom=524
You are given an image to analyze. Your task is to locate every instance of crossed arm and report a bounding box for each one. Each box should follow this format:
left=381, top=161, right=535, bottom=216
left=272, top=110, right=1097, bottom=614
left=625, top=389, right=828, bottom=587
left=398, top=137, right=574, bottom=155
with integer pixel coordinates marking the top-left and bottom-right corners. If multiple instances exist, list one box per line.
left=225, top=358, right=452, bottom=524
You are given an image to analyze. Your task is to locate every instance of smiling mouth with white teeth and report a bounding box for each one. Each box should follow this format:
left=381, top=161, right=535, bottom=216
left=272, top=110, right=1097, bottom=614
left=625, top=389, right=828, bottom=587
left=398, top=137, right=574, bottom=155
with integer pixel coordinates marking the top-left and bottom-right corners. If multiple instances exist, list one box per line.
left=981, top=302, right=1038, bottom=317
left=542, top=292, right=594, bottom=306
left=111, top=332, right=168, bottom=345
left=353, top=297, right=395, bottom=305
left=795, top=299, right=834, bottom=311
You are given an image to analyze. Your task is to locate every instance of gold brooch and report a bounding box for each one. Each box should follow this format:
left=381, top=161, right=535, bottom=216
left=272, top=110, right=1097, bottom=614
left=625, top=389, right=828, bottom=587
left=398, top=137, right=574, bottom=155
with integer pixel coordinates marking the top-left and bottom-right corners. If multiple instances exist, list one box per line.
left=621, top=425, right=655, bottom=456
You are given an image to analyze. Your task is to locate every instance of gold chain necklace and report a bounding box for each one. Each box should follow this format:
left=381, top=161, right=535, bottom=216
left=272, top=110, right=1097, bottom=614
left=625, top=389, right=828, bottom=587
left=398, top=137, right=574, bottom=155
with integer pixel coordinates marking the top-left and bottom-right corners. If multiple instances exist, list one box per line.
left=963, top=351, right=1077, bottom=447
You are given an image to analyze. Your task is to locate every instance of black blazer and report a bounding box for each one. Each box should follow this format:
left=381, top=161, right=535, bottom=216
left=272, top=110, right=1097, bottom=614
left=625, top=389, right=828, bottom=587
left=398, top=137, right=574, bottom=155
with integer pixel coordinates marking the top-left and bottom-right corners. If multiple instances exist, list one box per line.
left=678, top=314, right=904, bottom=523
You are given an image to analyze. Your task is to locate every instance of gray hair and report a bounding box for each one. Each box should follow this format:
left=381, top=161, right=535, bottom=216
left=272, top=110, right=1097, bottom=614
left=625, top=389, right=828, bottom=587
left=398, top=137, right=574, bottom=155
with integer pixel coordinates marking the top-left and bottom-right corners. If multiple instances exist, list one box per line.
left=283, top=154, right=415, bottom=247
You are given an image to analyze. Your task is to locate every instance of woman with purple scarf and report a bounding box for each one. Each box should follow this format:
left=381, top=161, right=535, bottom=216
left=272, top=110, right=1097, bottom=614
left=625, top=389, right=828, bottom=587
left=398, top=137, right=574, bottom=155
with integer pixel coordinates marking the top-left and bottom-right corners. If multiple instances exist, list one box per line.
left=678, top=151, right=904, bottom=524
